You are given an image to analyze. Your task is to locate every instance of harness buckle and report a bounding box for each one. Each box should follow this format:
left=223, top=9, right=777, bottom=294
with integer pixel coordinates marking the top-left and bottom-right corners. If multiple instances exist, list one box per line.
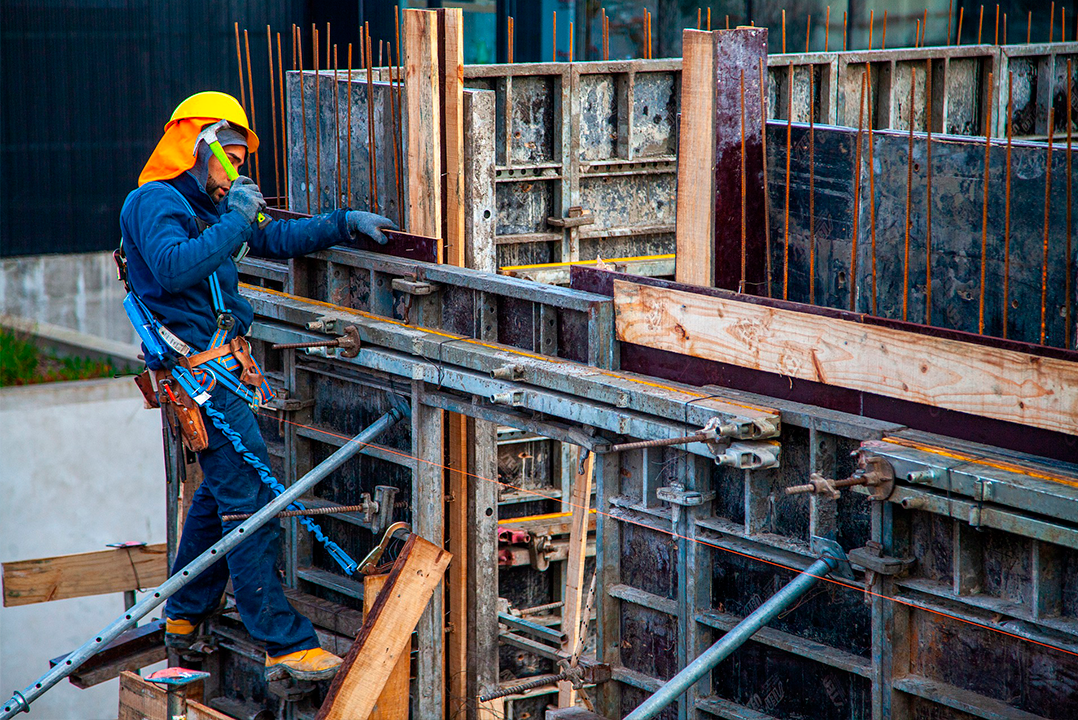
left=216, top=313, right=236, bottom=331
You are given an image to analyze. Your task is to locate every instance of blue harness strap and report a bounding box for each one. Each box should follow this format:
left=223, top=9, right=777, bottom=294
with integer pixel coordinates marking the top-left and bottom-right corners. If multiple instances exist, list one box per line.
left=120, top=182, right=356, bottom=575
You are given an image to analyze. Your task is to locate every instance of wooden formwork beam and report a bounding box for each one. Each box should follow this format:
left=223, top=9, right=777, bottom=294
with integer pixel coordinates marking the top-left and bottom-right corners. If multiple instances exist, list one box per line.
left=558, top=449, right=595, bottom=707
left=3, top=543, right=167, bottom=607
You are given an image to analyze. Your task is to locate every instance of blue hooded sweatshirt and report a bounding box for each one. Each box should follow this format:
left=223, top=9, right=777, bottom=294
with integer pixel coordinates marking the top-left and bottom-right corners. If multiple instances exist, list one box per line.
left=120, top=171, right=349, bottom=368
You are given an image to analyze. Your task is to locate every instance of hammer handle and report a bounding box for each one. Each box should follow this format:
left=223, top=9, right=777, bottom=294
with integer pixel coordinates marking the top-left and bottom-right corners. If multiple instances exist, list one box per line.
left=208, top=140, right=270, bottom=228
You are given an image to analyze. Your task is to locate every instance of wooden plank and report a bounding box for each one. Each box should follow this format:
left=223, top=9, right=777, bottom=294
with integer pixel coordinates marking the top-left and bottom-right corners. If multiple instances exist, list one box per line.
left=612, top=279, right=1078, bottom=436
left=364, top=573, right=410, bottom=720
left=3, top=543, right=168, bottom=607
left=52, top=619, right=166, bottom=689
left=405, top=8, right=442, bottom=246
left=317, top=534, right=452, bottom=720
left=118, top=671, right=231, bottom=720
left=441, top=8, right=466, bottom=268
left=557, top=450, right=595, bottom=707
left=674, top=30, right=716, bottom=287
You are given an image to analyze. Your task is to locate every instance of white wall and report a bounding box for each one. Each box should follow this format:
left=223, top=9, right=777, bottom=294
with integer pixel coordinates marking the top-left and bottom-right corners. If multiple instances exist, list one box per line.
left=0, top=378, right=166, bottom=720
left=0, top=252, right=137, bottom=346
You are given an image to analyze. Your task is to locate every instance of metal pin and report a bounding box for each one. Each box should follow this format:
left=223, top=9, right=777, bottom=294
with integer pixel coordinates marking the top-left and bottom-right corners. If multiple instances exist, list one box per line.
left=948, top=0, right=954, bottom=44
left=325, top=22, right=331, bottom=70
left=842, top=11, right=847, bottom=51
left=359, top=22, right=365, bottom=69
left=314, top=25, right=322, bottom=212
left=979, top=72, right=994, bottom=335
left=365, top=22, right=378, bottom=214
left=1026, top=11, right=1031, bottom=44
left=509, top=16, right=515, bottom=63
left=869, top=10, right=874, bottom=50
left=805, top=14, right=811, bottom=52
left=278, top=31, right=288, bottom=209
left=958, top=7, right=965, bottom=44
left=903, top=68, right=915, bottom=321
left=808, top=63, right=816, bottom=304
left=922, top=8, right=928, bottom=46
left=825, top=6, right=831, bottom=52
left=604, top=11, right=610, bottom=61
left=925, top=58, right=934, bottom=324
left=297, top=26, right=311, bottom=213
left=1066, top=59, right=1073, bottom=348
left=347, top=44, right=354, bottom=208
left=740, top=69, right=747, bottom=292
left=851, top=71, right=866, bottom=311
left=267, top=26, right=280, bottom=207
left=915, top=19, right=921, bottom=48
left=994, top=4, right=1000, bottom=45
left=1041, top=109, right=1055, bottom=345
left=1049, top=2, right=1055, bottom=43
left=782, top=9, right=786, bottom=53
left=697, top=7, right=701, bottom=30
left=760, top=58, right=772, bottom=298
left=1003, top=71, right=1014, bottom=338
left=553, top=11, right=557, bottom=62
left=784, top=65, right=793, bottom=300
left=867, top=65, right=878, bottom=314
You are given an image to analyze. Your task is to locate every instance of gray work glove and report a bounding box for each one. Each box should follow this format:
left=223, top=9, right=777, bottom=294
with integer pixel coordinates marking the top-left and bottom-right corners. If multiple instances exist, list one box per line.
left=226, top=176, right=266, bottom=224
left=346, top=211, right=398, bottom=245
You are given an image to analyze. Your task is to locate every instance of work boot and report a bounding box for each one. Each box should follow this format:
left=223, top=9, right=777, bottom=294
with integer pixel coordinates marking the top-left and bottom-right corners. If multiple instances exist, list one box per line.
left=265, top=648, right=343, bottom=682
left=164, top=618, right=199, bottom=653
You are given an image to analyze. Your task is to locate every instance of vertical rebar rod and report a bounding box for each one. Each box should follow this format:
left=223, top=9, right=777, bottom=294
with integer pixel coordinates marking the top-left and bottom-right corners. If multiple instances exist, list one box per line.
left=571, top=21, right=575, bottom=63
left=244, top=30, right=260, bottom=187
left=314, top=25, right=321, bottom=212
left=1041, top=109, right=1055, bottom=345
left=623, top=554, right=841, bottom=720
left=782, top=9, right=787, bottom=53
left=267, top=26, right=280, bottom=208
left=808, top=64, right=816, bottom=304
left=740, top=69, right=747, bottom=292
left=947, top=0, right=954, bottom=44
left=805, top=14, right=811, bottom=52
left=508, top=16, right=515, bottom=63
left=235, top=23, right=247, bottom=111
left=915, top=19, right=921, bottom=48
left=334, top=45, right=341, bottom=208
left=994, top=4, right=1000, bottom=45
left=297, top=26, right=311, bottom=214
left=278, top=31, right=287, bottom=209
left=851, top=71, right=866, bottom=311
left=1003, top=71, right=1014, bottom=338
left=346, top=44, right=354, bottom=207
left=842, top=11, right=847, bottom=51
left=922, top=9, right=929, bottom=45
left=979, top=73, right=994, bottom=335
left=925, top=59, right=934, bottom=324
left=869, top=10, right=875, bottom=50
left=902, top=70, right=915, bottom=321
left=867, top=65, right=878, bottom=315
left=1026, top=11, right=1031, bottom=44
left=882, top=11, right=888, bottom=49
left=825, top=5, right=831, bottom=52
left=365, top=23, right=378, bottom=214
left=553, top=11, right=557, bottom=62
left=385, top=42, right=399, bottom=221
left=1066, top=60, right=1073, bottom=348
left=977, top=5, right=984, bottom=44
left=958, top=7, right=965, bottom=44
left=1004, top=13, right=1008, bottom=45
left=784, top=65, right=793, bottom=300
left=760, top=58, right=772, bottom=298
left=1049, top=2, right=1055, bottom=43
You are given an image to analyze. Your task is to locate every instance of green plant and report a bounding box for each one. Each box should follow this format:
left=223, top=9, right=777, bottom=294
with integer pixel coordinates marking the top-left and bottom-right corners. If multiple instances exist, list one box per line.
left=0, top=328, right=137, bottom=387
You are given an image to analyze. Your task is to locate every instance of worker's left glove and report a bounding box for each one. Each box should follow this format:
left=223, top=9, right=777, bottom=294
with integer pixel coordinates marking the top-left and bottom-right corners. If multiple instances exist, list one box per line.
left=346, top=211, right=397, bottom=246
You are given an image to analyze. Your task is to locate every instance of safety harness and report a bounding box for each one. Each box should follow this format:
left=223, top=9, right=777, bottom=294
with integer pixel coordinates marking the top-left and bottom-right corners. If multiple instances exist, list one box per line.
left=116, top=181, right=359, bottom=575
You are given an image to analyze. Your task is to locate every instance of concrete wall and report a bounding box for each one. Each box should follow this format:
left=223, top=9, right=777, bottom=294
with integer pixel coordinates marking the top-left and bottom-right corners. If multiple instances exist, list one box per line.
left=0, top=252, right=137, bottom=346
left=0, top=378, right=166, bottom=719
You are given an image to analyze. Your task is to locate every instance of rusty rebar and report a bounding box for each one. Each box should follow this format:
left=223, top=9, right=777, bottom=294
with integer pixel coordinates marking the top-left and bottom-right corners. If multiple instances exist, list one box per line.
left=869, top=10, right=874, bottom=50
left=222, top=504, right=370, bottom=523
left=1041, top=109, right=1055, bottom=345
left=278, top=30, right=287, bottom=209
left=244, top=29, right=260, bottom=187
left=881, top=10, right=888, bottom=49
left=994, top=4, right=1000, bottom=45
left=509, top=15, right=515, bottom=63
left=297, top=26, right=311, bottom=214
left=1026, top=11, right=1031, bottom=44
left=867, top=65, right=878, bottom=314
left=740, top=69, right=747, bottom=292
left=805, top=14, right=811, bottom=52
left=842, top=11, right=847, bottom=51
left=851, top=71, right=866, bottom=311
left=1066, top=59, right=1073, bottom=348
left=608, top=430, right=716, bottom=453
left=365, top=22, right=378, bottom=214
left=947, top=0, right=954, bottom=44
left=979, top=72, right=994, bottom=335
left=235, top=23, right=247, bottom=112
left=825, top=5, right=831, bottom=52
left=925, top=59, right=934, bottom=324
left=782, top=9, right=787, bottom=53
left=1049, top=2, right=1055, bottom=43
left=808, top=63, right=816, bottom=304
left=977, top=5, right=984, bottom=44
left=759, top=58, right=772, bottom=298
left=334, top=44, right=341, bottom=208
left=347, top=44, right=354, bottom=207
left=957, top=7, right=965, bottom=44
left=902, top=69, right=915, bottom=321
left=314, top=25, right=321, bottom=212
left=1004, top=71, right=1014, bottom=338
left=267, top=26, right=280, bottom=207
left=783, top=64, right=793, bottom=300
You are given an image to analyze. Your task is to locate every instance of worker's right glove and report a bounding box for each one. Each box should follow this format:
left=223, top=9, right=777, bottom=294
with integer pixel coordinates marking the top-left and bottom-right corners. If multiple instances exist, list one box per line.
left=226, top=176, right=266, bottom=224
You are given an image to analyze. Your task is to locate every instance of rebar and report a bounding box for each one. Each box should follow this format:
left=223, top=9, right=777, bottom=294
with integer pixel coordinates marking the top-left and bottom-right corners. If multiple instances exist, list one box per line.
left=222, top=503, right=370, bottom=523
left=478, top=670, right=573, bottom=703
left=608, top=430, right=714, bottom=454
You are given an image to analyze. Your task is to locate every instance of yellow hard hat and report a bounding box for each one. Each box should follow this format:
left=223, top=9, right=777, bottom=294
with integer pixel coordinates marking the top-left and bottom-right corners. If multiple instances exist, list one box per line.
left=167, top=91, right=260, bottom=153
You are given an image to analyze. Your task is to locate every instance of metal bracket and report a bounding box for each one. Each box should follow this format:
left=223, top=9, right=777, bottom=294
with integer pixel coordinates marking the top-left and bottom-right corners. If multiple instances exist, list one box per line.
left=810, top=536, right=855, bottom=581
left=713, top=441, right=781, bottom=469
left=718, top=416, right=781, bottom=440
left=656, top=483, right=715, bottom=527
left=848, top=544, right=915, bottom=576
left=547, top=206, right=595, bottom=228
left=490, top=389, right=526, bottom=407
left=305, top=317, right=340, bottom=333
left=490, top=363, right=526, bottom=381
left=391, top=278, right=441, bottom=296
left=359, top=485, right=400, bottom=535
left=528, top=534, right=554, bottom=572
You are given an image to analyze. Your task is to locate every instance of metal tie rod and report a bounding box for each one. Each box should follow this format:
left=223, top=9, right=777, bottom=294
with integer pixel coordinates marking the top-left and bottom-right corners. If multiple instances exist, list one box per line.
left=623, top=537, right=853, bottom=720
left=0, top=404, right=407, bottom=719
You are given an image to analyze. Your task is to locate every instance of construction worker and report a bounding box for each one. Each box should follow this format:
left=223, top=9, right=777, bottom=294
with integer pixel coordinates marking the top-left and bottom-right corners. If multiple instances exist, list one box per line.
left=119, top=91, right=393, bottom=681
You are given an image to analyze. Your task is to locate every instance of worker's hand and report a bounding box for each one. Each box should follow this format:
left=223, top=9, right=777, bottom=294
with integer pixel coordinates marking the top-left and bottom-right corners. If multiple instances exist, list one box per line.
left=346, top=211, right=397, bottom=245
left=226, top=176, right=266, bottom=224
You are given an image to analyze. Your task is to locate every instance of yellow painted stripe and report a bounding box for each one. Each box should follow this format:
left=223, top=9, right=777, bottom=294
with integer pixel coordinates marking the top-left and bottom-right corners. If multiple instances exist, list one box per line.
left=881, top=437, right=1078, bottom=489
left=501, top=254, right=676, bottom=272
left=498, top=509, right=595, bottom=525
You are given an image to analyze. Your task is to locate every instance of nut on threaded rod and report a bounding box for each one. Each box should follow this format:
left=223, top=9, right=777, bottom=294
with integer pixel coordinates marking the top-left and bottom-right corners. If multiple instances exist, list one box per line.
left=785, top=456, right=896, bottom=501
left=272, top=325, right=360, bottom=358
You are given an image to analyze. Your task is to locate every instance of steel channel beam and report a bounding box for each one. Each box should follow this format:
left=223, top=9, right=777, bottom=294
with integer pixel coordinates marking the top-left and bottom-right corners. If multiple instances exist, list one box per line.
left=0, top=408, right=404, bottom=720
left=243, top=287, right=777, bottom=432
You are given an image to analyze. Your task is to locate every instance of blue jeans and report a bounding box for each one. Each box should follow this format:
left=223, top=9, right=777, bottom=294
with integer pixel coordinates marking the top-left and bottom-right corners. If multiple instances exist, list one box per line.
left=164, top=389, right=319, bottom=657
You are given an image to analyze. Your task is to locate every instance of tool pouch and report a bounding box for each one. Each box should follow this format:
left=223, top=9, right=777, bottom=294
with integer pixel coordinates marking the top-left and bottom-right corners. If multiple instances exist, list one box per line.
left=156, top=374, right=209, bottom=452
left=133, top=370, right=160, bottom=409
